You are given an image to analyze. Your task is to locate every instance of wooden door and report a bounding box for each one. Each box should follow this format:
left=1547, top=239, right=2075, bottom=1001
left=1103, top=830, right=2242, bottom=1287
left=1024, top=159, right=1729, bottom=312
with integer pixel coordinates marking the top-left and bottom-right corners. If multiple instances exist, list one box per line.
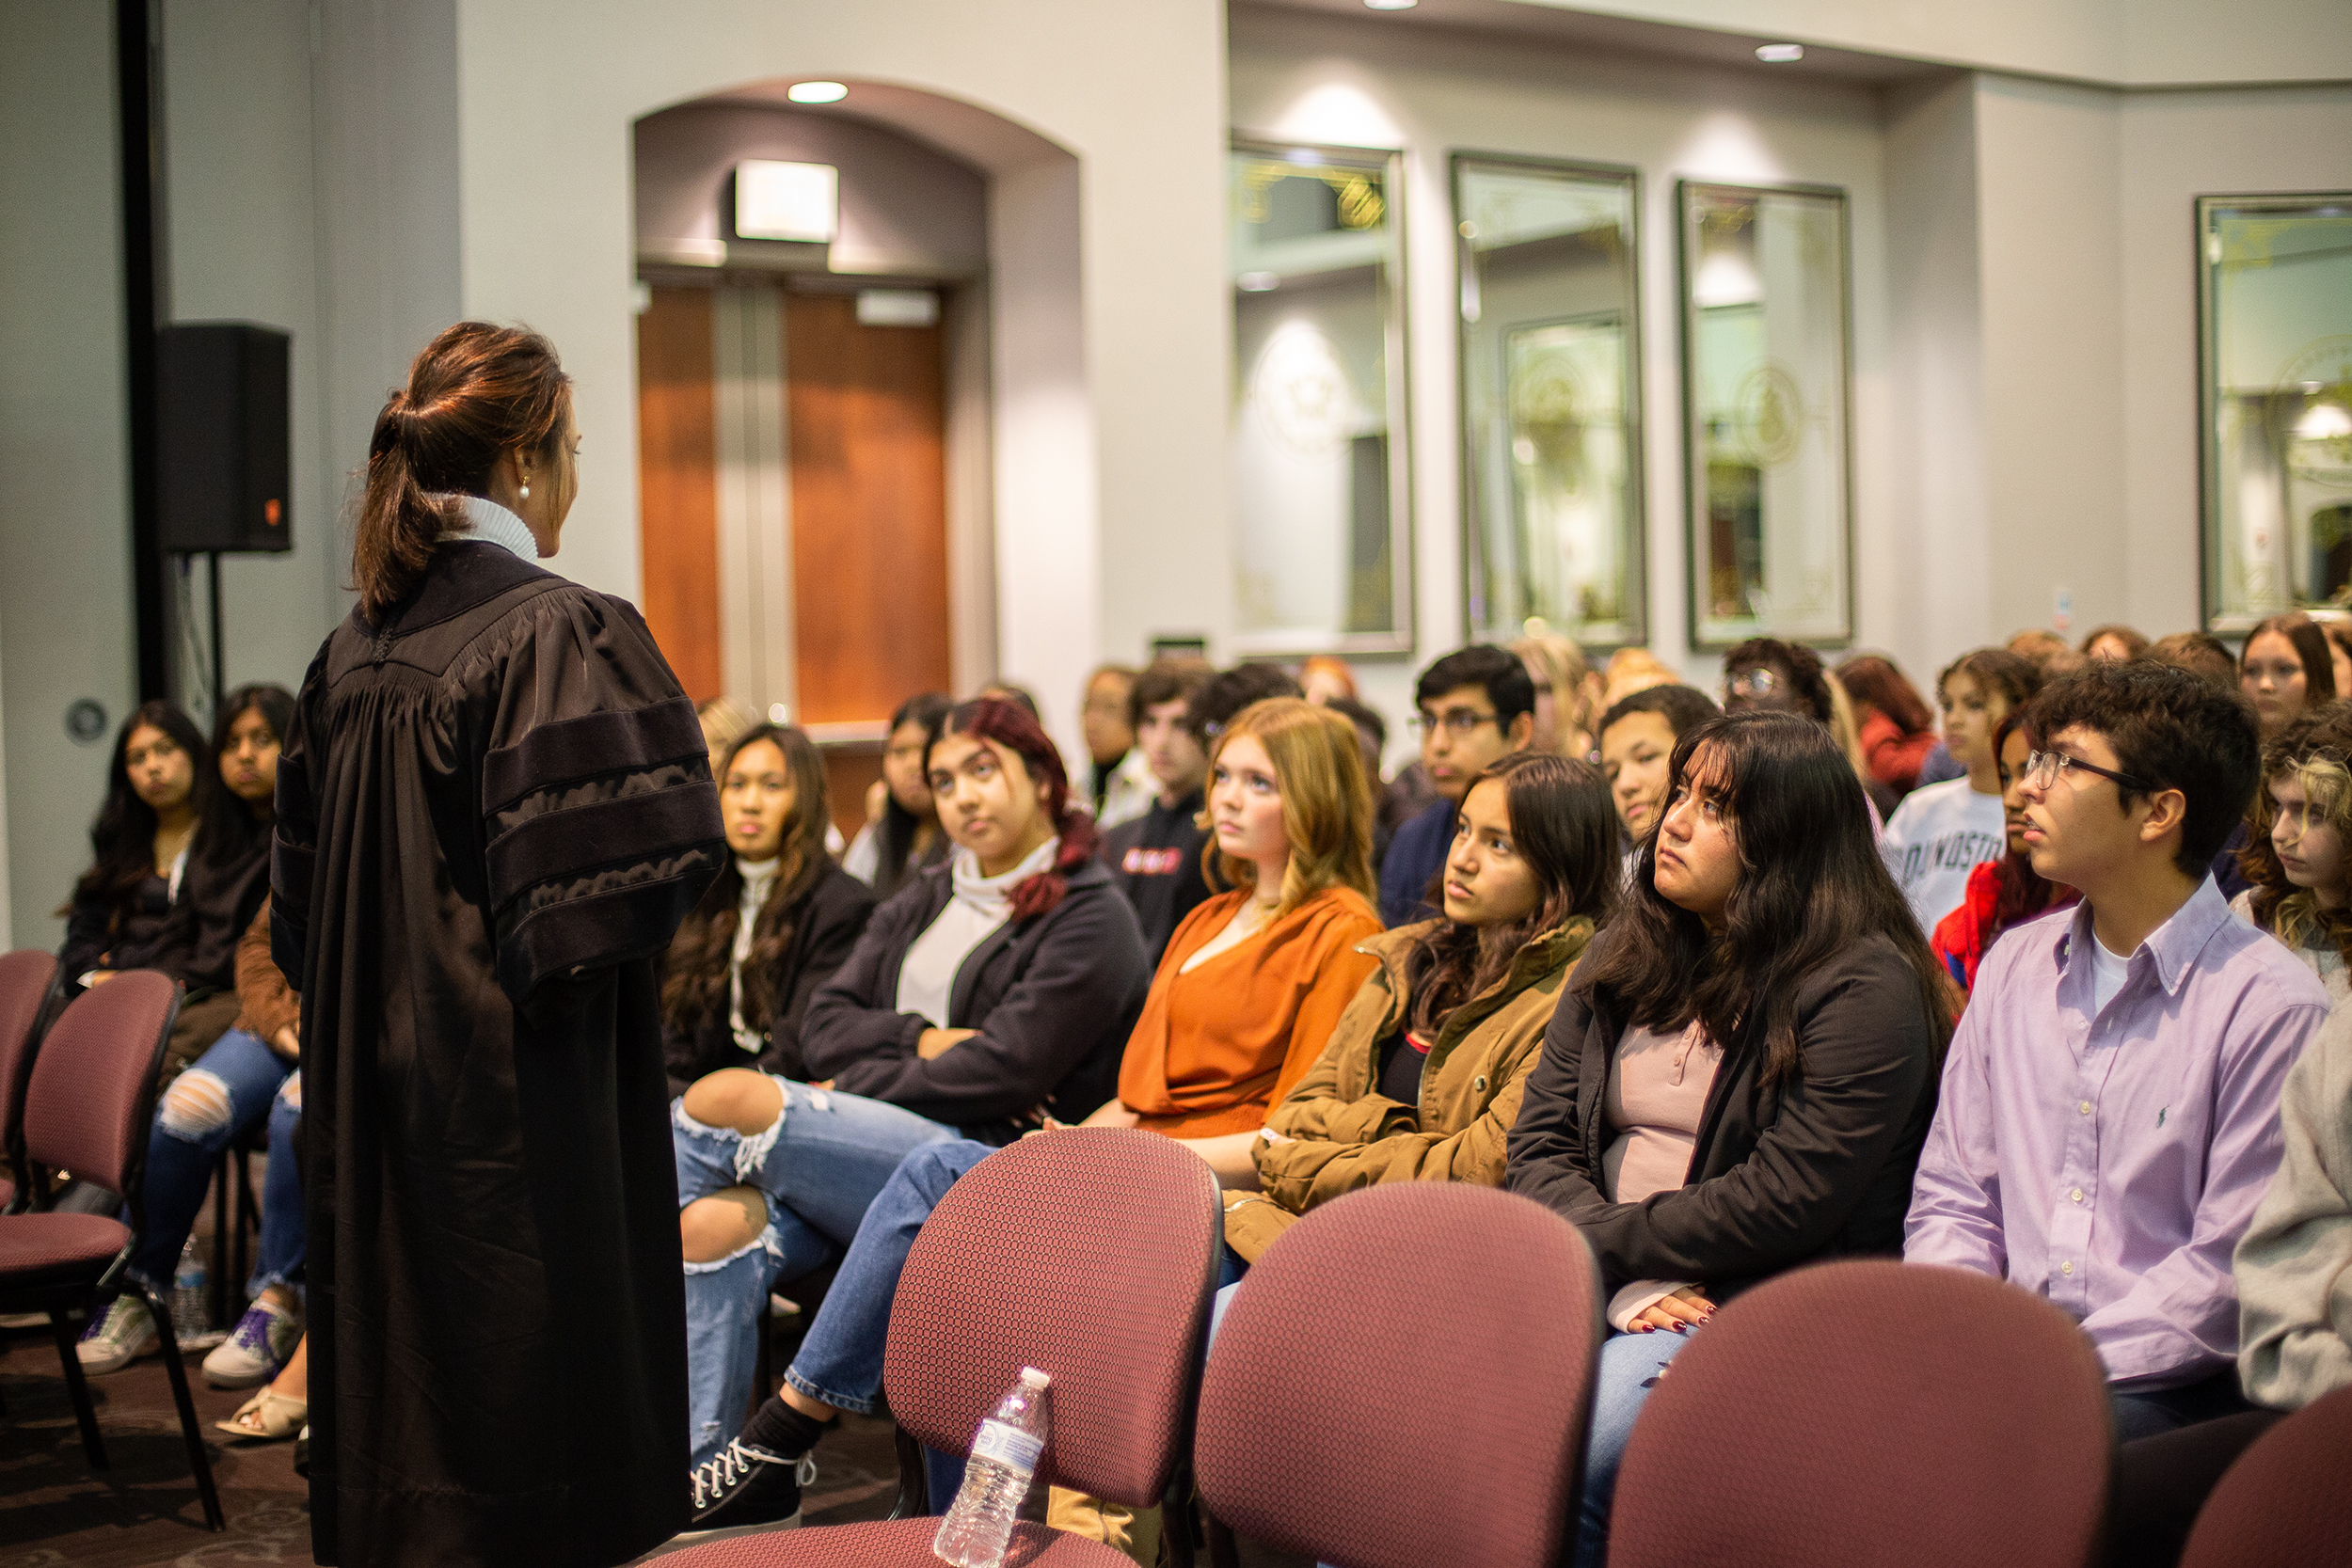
left=635, top=286, right=723, bottom=701
left=787, top=293, right=952, bottom=841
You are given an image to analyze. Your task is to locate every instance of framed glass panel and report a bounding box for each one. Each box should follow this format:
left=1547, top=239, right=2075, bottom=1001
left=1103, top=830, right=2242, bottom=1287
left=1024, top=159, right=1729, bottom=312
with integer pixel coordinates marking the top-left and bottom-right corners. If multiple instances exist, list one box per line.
left=1678, top=181, right=1853, bottom=649
left=1230, top=141, right=1412, bottom=655
left=1456, top=154, right=1644, bottom=650
left=2198, top=193, right=2352, bottom=632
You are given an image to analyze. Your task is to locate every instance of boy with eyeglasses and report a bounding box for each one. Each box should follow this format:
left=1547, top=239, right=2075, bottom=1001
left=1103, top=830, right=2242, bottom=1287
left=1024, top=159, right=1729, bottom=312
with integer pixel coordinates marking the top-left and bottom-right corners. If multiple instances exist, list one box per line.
left=1376, top=645, right=1534, bottom=926
left=1906, top=661, right=2328, bottom=1439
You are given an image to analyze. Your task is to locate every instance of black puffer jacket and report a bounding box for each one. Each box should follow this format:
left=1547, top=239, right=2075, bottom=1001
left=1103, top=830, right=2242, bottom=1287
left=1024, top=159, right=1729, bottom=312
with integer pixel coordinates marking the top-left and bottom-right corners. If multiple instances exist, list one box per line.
left=802, top=858, right=1150, bottom=1144
left=1506, top=927, right=1942, bottom=1304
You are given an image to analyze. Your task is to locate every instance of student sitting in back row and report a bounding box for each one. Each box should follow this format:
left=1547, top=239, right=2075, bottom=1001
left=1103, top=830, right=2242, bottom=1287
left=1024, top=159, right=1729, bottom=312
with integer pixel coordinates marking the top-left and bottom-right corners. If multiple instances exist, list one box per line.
left=1378, top=645, right=1534, bottom=926
left=1906, top=662, right=2329, bottom=1440
left=1099, top=657, right=1215, bottom=965
left=2231, top=702, right=2352, bottom=1006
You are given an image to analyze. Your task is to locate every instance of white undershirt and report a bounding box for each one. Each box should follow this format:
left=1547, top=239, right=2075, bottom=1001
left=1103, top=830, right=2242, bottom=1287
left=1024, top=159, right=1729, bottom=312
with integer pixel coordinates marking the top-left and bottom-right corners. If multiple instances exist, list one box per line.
left=894, top=837, right=1058, bottom=1028
left=729, top=855, right=782, bottom=1053
left=2090, top=932, right=2134, bottom=1015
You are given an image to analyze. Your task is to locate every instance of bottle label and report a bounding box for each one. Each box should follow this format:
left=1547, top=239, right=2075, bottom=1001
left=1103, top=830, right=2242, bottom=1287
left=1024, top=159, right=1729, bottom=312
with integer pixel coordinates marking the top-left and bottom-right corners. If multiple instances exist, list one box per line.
left=969, top=1419, right=1043, bottom=1473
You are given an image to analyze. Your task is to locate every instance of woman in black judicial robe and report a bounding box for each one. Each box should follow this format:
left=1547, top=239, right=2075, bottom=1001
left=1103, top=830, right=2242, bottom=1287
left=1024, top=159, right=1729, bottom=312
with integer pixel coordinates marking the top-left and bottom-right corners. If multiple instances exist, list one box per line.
left=272, top=323, right=724, bottom=1568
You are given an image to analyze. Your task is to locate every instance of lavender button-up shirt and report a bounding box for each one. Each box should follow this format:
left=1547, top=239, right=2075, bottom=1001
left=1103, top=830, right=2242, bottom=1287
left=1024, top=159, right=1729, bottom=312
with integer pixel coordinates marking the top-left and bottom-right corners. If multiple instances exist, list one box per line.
left=1905, top=876, right=2328, bottom=1387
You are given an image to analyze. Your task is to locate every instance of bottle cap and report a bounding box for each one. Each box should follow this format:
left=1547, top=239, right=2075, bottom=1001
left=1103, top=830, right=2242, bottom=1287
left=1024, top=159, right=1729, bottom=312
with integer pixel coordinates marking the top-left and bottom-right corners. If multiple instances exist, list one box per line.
left=1020, top=1367, right=1051, bottom=1388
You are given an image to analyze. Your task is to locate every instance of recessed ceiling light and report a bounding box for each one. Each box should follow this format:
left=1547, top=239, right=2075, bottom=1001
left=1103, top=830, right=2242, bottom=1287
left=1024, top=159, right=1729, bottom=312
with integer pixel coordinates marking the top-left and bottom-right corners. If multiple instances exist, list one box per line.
left=1755, top=42, right=1804, bottom=63
left=1365, top=0, right=1418, bottom=10
left=1237, top=271, right=1280, bottom=292
left=787, top=81, right=848, bottom=103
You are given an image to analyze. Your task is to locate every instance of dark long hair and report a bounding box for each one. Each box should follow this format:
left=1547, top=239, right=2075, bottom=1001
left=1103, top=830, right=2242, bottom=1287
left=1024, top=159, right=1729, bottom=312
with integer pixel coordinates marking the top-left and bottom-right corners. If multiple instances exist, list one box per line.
left=1579, top=711, right=1952, bottom=1086
left=660, top=724, right=832, bottom=1039
left=356, top=322, right=570, bottom=620
left=930, top=697, right=1098, bottom=921
left=2240, top=701, right=2352, bottom=972
left=206, top=682, right=295, bottom=853
left=875, top=691, right=955, bottom=895
left=1987, top=708, right=2073, bottom=937
left=1401, top=752, right=1619, bottom=1038
left=72, top=700, right=240, bottom=907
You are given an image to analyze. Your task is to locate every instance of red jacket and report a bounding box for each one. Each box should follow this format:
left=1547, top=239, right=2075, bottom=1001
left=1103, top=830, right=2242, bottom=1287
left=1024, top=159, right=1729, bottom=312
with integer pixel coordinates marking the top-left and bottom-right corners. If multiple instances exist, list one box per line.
left=1860, top=711, right=1938, bottom=795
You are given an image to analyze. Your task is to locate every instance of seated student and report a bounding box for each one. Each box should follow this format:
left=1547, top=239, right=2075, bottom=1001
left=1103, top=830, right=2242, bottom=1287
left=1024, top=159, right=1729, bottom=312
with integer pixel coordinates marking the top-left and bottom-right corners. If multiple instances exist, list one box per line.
left=1101, top=657, right=1216, bottom=964
left=842, top=692, right=954, bottom=899
left=2148, top=631, right=2238, bottom=693
left=662, top=724, right=877, bottom=1096
left=1905, top=661, right=2329, bottom=1444
left=2231, top=703, right=2352, bottom=1006
left=1930, top=709, right=2077, bottom=1000
left=1081, top=663, right=1153, bottom=829
left=1378, top=646, right=1534, bottom=926
left=2082, top=624, right=2150, bottom=664
left=2240, top=612, right=2336, bottom=741
left=1836, top=652, right=1939, bottom=798
left=1722, top=636, right=1897, bottom=823
left=1514, top=632, right=1605, bottom=763
left=1882, top=649, right=2042, bottom=935
left=1597, top=684, right=1719, bottom=848
left=1225, top=750, right=1618, bottom=1263
left=1506, top=710, right=1949, bottom=1568
left=669, top=697, right=1150, bottom=1469
left=684, top=695, right=1383, bottom=1532
left=173, top=684, right=294, bottom=1062
left=75, top=900, right=307, bottom=1392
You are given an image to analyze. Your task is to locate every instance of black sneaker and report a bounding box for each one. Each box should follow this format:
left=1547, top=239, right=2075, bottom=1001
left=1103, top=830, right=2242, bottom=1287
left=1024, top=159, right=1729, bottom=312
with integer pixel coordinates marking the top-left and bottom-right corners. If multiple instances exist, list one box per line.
left=683, top=1439, right=817, bottom=1538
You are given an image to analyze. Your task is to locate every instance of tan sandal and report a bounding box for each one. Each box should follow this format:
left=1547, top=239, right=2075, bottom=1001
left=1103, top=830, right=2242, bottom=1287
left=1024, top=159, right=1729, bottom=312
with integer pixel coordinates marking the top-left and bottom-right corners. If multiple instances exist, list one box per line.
left=216, top=1386, right=307, bottom=1441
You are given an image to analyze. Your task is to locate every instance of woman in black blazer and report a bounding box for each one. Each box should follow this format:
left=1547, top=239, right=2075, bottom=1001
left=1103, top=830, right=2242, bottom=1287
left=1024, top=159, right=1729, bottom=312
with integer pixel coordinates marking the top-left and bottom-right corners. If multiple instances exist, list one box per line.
left=1506, top=711, right=1951, bottom=1568
left=660, top=724, right=875, bottom=1095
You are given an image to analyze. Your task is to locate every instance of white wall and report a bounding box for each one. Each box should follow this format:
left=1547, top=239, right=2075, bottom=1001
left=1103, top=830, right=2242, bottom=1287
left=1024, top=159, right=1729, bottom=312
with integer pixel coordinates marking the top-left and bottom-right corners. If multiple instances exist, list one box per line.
left=0, top=1, right=137, bottom=950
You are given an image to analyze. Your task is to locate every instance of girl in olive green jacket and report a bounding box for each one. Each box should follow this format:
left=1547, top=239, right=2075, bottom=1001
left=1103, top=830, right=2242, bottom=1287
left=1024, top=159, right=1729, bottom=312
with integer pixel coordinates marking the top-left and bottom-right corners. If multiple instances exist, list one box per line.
left=1226, top=750, right=1619, bottom=1262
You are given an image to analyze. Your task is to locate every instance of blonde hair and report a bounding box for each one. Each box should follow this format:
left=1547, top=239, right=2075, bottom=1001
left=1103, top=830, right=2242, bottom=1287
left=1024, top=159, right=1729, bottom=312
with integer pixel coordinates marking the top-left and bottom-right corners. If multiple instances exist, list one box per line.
left=1202, top=697, right=1376, bottom=914
left=1602, top=647, right=1679, bottom=708
left=2246, top=706, right=2352, bottom=966
left=1822, top=671, right=1874, bottom=785
left=697, top=697, right=761, bottom=755
left=1513, top=633, right=1598, bottom=755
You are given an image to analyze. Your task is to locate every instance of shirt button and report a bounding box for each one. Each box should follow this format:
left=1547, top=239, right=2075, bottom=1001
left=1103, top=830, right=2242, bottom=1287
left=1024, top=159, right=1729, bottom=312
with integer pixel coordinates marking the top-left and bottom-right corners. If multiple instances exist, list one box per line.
left=2079, top=1101, right=2093, bottom=1116
left=2072, top=1189, right=2085, bottom=1203
left=2060, top=1260, right=2074, bottom=1275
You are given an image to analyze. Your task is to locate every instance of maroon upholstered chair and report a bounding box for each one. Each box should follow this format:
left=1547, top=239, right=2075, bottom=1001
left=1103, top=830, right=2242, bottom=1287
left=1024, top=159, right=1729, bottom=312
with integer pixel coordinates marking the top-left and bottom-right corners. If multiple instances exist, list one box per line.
left=0, top=949, right=59, bottom=1212
left=2177, top=1385, right=2352, bottom=1568
left=1609, top=1259, right=2110, bottom=1568
left=652, top=1126, right=1221, bottom=1566
left=0, top=972, right=224, bottom=1531
left=1193, top=1183, right=1605, bottom=1568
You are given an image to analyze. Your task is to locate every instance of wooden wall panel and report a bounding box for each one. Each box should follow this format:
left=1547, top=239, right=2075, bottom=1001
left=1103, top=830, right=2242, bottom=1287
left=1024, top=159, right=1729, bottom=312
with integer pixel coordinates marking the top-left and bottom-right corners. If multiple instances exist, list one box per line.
left=636, top=286, right=723, bottom=702
left=786, top=293, right=953, bottom=725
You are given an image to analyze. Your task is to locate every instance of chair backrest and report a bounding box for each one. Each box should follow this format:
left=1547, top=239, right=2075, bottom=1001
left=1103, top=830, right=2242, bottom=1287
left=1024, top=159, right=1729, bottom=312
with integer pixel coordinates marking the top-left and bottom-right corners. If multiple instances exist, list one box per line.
left=0, top=950, right=58, bottom=1147
left=1194, top=1183, right=1603, bottom=1568
left=880, top=1127, right=1220, bottom=1507
left=2178, top=1385, right=2352, bottom=1568
left=1609, top=1258, right=2111, bottom=1568
left=22, top=972, right=179, bottom=1196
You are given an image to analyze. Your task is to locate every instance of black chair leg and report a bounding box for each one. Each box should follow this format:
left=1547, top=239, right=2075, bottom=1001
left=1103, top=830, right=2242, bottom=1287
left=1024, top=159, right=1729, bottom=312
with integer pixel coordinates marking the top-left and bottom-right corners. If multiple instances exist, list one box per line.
left=46, top=1306, right=107, bottom=1467
left=230, top=1146, right=254, bottom=1310
left=886, top=1423, right=930, bottom=1520
left=209, top=1149, right=230, bottom=1331
left=1161, top=1472, right=1198, bottom=1568
left=1203, top=1511, right=1240, bottom=1568
left=129, top=1279, right=225, bottom=1531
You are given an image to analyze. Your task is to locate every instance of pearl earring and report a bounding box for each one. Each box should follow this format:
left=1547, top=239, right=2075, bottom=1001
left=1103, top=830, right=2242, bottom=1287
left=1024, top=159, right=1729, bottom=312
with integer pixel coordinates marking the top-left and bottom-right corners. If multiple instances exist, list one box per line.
left=519, top=481, right=531, bottom=500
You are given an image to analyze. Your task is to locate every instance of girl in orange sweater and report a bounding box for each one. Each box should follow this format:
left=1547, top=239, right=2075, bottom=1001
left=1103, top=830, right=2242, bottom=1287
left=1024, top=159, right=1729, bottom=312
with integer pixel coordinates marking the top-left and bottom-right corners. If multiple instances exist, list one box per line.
left=1086, top=696, right=1383, bottom=1187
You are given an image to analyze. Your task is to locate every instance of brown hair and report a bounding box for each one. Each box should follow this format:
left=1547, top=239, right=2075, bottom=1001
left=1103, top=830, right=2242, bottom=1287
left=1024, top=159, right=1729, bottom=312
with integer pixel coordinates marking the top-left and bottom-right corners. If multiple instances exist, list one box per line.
left=2241, top=702, right=2352, bottom=972
left=355, top=322, right=571, bottom=620
left=1834, top=654, right=1934, bottom=736
left=2078, top=624, right=2150, bottom=659
left=1202, top=697, right=1376, bottom=914
left=2147, top=631, right=2238, bottom=694
left=659, top=725, right=833, bottom=1041
left=1936, top=647, right=2043, bottom=715
left=2243, top=613, right=2339, bottom=705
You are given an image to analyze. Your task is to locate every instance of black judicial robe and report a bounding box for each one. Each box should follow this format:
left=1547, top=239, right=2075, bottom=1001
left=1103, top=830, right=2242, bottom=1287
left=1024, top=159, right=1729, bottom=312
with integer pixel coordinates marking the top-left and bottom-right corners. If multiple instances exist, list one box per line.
left=271, top=541, right=724, bottom=1568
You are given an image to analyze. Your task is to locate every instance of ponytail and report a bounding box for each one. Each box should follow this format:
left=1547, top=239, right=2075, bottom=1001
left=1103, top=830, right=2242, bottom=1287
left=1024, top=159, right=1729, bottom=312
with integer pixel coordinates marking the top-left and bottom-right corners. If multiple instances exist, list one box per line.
left=353, top=322, right=571, bottom=621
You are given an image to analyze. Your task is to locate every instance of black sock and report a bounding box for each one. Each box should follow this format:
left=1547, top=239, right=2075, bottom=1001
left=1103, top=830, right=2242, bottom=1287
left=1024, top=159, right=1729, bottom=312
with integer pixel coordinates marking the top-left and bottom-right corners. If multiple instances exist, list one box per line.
left=739, top=1393, right=834, bottom=1459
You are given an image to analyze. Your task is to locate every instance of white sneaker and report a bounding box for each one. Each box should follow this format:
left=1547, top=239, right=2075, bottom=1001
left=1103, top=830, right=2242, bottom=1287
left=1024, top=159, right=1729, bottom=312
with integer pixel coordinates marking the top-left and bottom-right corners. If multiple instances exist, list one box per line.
left=202, top=1297, right=301, bottom=1388
left=75, top=1296, right=159, bottom=1374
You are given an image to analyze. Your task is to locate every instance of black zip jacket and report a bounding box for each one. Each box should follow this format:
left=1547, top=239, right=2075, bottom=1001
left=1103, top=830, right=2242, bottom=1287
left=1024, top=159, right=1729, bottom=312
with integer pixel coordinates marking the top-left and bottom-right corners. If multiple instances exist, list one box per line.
left=661, top=862, right=878, bottom=1096
left=802, top=857, right=1150, bottom=1144
left=1506, top=927, right=1942, bottom=1303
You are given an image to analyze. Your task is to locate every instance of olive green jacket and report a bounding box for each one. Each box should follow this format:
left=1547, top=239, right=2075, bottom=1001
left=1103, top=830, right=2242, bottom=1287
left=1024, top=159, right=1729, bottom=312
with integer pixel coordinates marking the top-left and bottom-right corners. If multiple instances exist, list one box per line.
left=1223, top=915, right=1594, bottom=1261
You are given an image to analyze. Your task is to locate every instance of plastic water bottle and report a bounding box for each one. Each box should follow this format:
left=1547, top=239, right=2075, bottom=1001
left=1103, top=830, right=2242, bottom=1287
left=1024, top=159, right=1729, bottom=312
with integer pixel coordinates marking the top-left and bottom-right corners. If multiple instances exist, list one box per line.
left=932, top=1367, right=1052, bottom=1568
left=171, top=1238, right=209, bottom=1339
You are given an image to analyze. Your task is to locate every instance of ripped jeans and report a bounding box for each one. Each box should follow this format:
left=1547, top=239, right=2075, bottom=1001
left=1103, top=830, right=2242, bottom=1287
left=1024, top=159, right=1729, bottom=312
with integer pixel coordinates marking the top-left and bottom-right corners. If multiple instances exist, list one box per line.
left=128, top=1026, right=304, bottom=1297
left=674, top=1076, right=957, bottom=1466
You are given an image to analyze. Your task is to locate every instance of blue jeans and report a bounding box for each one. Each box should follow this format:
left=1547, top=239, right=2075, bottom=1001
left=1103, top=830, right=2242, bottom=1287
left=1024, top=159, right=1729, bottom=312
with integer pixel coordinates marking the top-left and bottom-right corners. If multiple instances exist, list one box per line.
left=675, top=1078, right=958, bottom=1466
left=130, top=1027, right=304, bottom=1297
left=1574, top=1327, right=1698, bottom=1568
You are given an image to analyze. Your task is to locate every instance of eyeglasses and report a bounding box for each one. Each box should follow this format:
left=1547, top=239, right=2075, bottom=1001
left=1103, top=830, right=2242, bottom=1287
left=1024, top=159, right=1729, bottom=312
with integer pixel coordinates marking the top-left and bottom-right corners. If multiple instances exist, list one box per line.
left=1723, top=668, right=1782, bottom=700
left=2021, top=749, right=2153, bottom=794
left=1409, top=708, right=1502, bottom=739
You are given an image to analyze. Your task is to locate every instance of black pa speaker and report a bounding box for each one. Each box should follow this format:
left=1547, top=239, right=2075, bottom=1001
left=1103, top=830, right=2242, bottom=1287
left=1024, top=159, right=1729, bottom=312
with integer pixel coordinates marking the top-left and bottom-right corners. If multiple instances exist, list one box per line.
left=157, top=322, right=292, bottom=553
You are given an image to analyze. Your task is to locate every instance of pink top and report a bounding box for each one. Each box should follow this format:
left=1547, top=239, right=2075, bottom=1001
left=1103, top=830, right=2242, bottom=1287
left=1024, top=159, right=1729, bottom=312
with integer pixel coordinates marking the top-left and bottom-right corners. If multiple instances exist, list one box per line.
left=1601, top=1021, right=1723, bottom=1204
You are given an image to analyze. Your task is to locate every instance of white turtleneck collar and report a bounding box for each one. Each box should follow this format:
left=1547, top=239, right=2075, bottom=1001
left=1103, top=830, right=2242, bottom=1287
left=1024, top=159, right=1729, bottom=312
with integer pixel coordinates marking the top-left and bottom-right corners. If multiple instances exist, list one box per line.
left=442, top=494, right=544, bottom=562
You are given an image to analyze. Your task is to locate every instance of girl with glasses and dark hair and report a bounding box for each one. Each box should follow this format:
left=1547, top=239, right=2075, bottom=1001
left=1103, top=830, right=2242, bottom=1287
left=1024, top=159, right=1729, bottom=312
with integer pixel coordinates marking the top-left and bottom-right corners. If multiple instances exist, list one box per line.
left=2233, top=702, right=2352, bottom=1006
left=1507, top=710, right=1950, bottom=1568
